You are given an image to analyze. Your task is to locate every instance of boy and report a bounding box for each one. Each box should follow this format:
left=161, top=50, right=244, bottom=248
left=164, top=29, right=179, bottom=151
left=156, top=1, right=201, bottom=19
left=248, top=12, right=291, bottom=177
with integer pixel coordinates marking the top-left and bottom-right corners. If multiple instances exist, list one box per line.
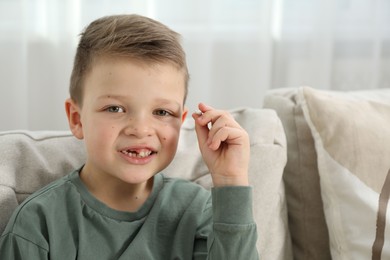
left=0, top=14, right=258, bottom=259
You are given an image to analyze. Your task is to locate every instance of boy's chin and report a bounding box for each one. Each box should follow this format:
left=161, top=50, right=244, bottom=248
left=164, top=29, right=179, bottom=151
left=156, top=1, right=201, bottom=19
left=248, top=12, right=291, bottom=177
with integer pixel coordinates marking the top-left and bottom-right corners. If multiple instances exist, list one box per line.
left=118, top=170, right=157, bottom=185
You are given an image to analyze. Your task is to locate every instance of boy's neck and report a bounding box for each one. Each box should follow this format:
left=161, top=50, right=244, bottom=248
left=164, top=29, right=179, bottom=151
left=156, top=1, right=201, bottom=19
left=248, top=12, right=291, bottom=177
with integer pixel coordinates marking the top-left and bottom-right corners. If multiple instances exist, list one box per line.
left=79, top=167, right=154, bottom=213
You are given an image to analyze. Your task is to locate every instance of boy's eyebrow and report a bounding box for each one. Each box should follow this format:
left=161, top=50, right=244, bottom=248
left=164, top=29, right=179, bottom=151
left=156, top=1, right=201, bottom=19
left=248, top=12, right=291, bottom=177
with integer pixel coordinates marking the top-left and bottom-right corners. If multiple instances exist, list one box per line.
left=154, top=98, right=182, bottom=109
left=97, top=95, right=125, bottom=100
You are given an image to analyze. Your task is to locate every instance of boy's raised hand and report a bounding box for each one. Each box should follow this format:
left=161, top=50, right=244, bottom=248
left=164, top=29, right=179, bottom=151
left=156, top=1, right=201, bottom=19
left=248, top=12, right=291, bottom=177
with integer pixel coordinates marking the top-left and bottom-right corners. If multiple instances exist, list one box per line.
left=192, top=103, right=250, bottom=187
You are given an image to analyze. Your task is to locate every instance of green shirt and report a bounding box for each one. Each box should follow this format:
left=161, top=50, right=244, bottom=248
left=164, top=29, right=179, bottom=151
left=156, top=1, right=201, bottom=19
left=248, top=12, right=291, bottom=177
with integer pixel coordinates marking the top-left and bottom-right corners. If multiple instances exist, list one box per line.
left=0, top=170, right=258, bottom=259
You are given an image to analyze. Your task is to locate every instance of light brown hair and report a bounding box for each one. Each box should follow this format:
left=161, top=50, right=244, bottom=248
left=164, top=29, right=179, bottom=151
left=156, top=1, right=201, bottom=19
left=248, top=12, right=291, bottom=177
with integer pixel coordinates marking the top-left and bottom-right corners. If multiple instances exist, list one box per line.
left=69, top=14, right=189, bottom=105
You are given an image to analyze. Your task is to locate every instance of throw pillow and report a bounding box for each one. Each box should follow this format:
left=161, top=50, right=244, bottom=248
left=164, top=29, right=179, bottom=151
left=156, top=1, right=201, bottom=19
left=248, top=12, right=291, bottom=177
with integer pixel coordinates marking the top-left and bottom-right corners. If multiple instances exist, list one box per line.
left=263, top=88, right=331, bottom=260
left=300, top=87, right=390, bottom=259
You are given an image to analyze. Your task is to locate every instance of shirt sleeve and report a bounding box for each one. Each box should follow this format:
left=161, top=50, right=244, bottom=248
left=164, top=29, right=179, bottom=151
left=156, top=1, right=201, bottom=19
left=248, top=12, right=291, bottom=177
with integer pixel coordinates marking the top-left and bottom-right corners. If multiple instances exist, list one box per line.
left=193, top=186, right=259, bottom=260
left=0, top=232, right=49, bottom=260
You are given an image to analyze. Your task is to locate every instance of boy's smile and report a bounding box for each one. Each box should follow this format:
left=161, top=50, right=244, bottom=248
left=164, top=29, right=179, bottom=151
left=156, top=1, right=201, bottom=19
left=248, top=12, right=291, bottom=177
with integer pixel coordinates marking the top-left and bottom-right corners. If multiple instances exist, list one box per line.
left=119, top=146, right=157, bottom=164
left=66, top=56, right=187, bottom=211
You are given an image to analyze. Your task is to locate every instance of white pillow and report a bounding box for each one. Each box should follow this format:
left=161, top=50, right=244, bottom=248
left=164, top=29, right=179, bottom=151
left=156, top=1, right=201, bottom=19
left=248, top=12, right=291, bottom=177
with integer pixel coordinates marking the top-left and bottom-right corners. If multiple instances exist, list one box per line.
left=299, top=87, right=390, bottom=259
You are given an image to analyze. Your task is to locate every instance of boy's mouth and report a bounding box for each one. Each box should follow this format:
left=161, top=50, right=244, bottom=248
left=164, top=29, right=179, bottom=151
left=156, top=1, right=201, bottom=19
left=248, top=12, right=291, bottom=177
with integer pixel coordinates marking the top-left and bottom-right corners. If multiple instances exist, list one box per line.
left=120, top=148, right=156, bottom=158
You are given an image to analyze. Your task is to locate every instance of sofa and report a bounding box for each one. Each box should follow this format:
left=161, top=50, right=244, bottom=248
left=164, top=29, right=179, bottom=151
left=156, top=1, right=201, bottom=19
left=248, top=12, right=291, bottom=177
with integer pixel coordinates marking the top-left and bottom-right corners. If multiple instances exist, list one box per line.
left=1, top=86, right=389, bottom=259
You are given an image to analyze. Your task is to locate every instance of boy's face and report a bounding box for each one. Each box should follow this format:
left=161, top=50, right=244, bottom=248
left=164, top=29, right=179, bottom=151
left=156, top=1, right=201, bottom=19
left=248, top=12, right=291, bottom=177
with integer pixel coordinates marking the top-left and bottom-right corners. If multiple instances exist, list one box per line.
left=67, top=57, right=187, bottom=185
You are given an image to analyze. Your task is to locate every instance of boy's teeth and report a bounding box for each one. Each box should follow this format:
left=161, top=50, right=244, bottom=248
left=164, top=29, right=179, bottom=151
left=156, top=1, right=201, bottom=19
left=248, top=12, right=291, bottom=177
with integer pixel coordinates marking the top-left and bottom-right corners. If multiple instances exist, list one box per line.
left=121, top=149, right=152, bottom=158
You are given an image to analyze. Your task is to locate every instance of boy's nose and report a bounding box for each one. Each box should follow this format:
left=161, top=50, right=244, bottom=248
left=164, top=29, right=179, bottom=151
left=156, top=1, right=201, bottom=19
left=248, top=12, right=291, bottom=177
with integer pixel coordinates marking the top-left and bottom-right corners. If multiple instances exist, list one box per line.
left=124, top=116, right=154, bottom=138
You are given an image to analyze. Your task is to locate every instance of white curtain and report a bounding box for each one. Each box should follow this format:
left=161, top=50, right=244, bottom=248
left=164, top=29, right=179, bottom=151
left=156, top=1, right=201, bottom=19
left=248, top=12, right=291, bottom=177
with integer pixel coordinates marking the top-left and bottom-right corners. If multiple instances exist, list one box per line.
left=0, top=0, right=389, bottom=130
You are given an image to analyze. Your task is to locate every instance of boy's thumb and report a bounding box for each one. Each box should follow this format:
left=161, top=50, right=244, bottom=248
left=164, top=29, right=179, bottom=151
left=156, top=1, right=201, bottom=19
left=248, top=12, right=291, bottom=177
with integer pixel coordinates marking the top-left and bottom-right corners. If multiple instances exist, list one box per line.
left=192, top=113, right=209, bottom=150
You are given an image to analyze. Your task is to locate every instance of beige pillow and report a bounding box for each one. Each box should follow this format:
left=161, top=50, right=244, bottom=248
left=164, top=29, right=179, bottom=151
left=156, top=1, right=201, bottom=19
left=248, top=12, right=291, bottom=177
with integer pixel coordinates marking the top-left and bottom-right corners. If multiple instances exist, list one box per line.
left=0, top=131, right=86, bottom=232
left=166, top=108, right=293, bottom=259
left=299, top=87, right=390, bottom=259
left=0, top=108, right=292, bottom=259
left=263, top=88, right=331, bottom=260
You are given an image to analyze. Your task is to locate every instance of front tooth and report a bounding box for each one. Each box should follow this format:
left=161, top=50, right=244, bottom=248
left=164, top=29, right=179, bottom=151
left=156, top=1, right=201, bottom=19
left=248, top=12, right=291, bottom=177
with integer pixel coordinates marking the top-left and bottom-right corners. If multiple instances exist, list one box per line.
left=139, top=151, right=151, bottom=158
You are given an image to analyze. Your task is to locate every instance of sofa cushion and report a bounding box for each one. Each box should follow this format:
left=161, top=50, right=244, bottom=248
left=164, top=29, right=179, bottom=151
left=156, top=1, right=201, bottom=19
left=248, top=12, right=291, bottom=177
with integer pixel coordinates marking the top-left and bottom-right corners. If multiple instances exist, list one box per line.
left=299, top=87, right=390, bottom=259
left=0, top=131, right=86, bottom=233
left=0, top=108, right=292, bottom=259
left=263, top=88, right=331, bottom=260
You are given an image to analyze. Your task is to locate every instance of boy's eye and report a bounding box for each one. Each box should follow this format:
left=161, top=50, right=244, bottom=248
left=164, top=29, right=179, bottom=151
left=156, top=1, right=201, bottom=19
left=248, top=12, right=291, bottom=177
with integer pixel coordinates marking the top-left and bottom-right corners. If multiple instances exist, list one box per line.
left=153, top=109, right=171, bottom=117
left=105, top=106, right=125, bottom=113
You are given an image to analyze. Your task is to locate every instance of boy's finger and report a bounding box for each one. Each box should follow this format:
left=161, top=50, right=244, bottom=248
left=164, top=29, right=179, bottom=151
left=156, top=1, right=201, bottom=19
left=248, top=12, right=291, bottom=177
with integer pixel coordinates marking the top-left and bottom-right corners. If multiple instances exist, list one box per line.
left=208, top=126, right=241, bottom=150
left=198, top=102, right=213, bottom=113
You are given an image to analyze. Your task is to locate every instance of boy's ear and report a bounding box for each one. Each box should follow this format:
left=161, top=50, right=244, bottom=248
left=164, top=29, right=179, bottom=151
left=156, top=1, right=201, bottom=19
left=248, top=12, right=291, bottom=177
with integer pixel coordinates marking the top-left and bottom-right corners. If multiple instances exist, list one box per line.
left=65, top=98, right=84, bottom=140
left=181, top=108, right=188, bottom=124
